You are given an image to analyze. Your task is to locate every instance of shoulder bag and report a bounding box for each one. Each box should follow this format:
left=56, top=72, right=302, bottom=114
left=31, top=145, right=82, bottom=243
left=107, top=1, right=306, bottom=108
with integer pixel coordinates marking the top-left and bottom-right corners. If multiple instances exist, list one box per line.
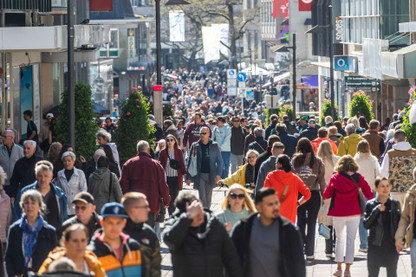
left=108, top=171, right=113, bottom=202
left=168, top=151, right=181, bottom=170
left=342, top=172, right=366, bottom=216
left=188, top=146, right=198, bottom=177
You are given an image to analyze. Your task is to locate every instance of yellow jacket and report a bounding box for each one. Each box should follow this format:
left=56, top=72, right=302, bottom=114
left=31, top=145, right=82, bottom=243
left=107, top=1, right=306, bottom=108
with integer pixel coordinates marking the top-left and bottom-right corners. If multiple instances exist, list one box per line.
left=337, top=133, right=364, bottom=157
left=220, top=164, right=249, bottom=187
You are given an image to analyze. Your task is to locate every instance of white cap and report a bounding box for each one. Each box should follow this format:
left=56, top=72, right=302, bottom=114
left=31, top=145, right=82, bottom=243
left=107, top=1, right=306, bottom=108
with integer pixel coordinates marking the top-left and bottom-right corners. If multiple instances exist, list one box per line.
left=46, top=113, right=54, bottom=118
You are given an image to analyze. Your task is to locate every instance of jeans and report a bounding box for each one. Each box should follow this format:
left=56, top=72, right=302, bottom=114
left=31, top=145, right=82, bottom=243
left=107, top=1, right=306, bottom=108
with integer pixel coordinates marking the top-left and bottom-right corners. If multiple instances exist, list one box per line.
left=221, top=151, right=231, bottom=179
left=333, top=215, right=360, bottom=264
left=359, top=217, right=368, bottom=249
left=167, top=177, right=179, bottom=216
left=197, top=173, right=215, bottom=209
left=230, top=153, right=244, bottom=173
left=297, top=191, right=321, bottom=256
left=368, top=244, right=398, bottom=277
left=146, top=212, right=157, bottom=228
left=411, top=240, right=416, bottom=277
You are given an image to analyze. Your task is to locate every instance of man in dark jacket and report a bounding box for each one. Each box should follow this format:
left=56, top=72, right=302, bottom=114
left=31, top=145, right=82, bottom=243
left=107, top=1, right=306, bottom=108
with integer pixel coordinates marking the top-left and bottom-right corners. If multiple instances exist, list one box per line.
left=8, top=140, right=43, bottom=200
left=230, top=116, right=248, bottom=173
left=282, top=115, right=297, bottom=135
left=231, top=188, right=305, bottom=277
left=256, top=142, right=285, bottom=190
left=119, top=140, right=171, bottom=228
left=254, top=135, right=281, bottom=181
left=299, top=119, right=318, bottom=141
left=265, top=114, right=278, bottom=139
left=275, top=123, right=298, bottom=158
left=248, top=127, right=268, bottom=155
left=162, top=191, right=243, bottom=277
left=185, top=127, right=223, bottom=208
left=122, top=192, right=161, bottom=277
left=61, top=192, right=101, bottom=241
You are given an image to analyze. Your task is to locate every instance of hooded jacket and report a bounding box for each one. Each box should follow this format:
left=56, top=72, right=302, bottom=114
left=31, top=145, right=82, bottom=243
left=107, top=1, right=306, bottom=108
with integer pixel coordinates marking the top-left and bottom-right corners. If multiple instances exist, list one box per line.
left=38, top=247, right=106, bottom=277
left=212, top=124, right=231, bottom=152
left=162, top=210, right=242, bottom=277
left=323, top=173, right=374, bottom=217
left=256, top=155, right=276, bottom=190
left=88, top=167, right=122, bottom=213
left=231, top=213, right=305, bottom=277
left=264, top=170, right=311, bottom=223
left=395, top=184, right=416, bottom=247
left=311, top=137, right=338, bottom=155
left=337, top=133, right=364, bottom=157
left=87, top=230, right=146, bottom=277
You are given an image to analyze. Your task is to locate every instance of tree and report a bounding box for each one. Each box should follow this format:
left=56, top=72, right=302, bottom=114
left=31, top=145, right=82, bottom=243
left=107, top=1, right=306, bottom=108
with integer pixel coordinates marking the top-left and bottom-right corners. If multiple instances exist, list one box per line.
left=320, top=99, right=339, bottom=126
left=55, top=82, right=98, bottom=159
left=114, top=88, right=155, bottom=165
left=349, top=90, right=374, bottom=122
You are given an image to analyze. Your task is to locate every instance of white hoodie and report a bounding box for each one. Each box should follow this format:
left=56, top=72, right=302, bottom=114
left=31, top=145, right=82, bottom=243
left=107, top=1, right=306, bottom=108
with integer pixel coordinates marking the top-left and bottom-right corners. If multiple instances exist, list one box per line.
left=354, top=152, right=381, bottom=189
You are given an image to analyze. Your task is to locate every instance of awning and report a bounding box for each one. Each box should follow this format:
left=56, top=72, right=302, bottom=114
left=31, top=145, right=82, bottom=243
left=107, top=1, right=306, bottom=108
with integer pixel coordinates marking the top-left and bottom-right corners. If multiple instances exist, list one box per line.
left=302, top=75, right=319, bottom=88
left=262, top=72, right=291, bottom=88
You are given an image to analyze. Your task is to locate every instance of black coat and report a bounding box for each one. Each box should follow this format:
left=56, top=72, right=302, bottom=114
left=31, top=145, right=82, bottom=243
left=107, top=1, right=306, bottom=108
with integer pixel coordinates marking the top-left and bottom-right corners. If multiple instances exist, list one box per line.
left=299, top=127, right=318, bottom=141
left=248, top=137, right=268, bottom=155
left=254, top=148, right=272, bottom=181
left=363, top=198, right=401, bottom=247
left=7, top=154, right=43, bottom=198
left=231, top=213, right=305, bottom=277
left=6, top=219, right=57, bottom=277
left=162, top=210, right=243, bottom=277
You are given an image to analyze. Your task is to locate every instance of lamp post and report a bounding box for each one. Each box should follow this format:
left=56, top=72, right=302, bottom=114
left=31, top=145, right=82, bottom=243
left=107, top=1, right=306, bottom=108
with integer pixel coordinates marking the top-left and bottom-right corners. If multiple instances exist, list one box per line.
left=67, top=0, right=75, bottom=147
left=274, top=33, right=297, bottom=117
left=153, top=0, right=189, bottom=125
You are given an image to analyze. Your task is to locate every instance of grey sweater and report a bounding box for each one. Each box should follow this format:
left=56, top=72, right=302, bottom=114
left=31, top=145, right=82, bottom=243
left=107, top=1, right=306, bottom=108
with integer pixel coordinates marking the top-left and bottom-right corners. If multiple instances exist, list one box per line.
left=0, top=143, right=23, bottom=187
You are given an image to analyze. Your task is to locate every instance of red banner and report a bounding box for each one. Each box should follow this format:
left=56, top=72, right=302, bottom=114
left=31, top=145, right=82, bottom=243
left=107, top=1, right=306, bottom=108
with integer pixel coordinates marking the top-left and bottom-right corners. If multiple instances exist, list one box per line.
left=299, top=0, right=312, bottom=11
left=272, top=0, right=288, bottom=18
left=90, top=0, right=113, bottom=11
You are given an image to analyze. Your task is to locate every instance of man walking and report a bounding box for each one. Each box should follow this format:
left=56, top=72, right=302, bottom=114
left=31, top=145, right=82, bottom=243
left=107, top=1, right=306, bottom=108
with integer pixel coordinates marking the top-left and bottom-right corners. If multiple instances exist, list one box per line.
left=212, top=116, right=231, bottom=178
left=338, top=124, right=364, bottom=157
left=362, top=119, right=385, bottom=160
left=231, top=188, right=305, bottom=277
left=120, top=140, right=171, bottom=227
left=186, top=126, right=223, bottom=208
left=256, top=142, right=285, bottom=190
left=183, top=112, right=210, bottom=152
left=230, top=116, right=248, bottom=173
left=0, top=129, right=23, bottom=190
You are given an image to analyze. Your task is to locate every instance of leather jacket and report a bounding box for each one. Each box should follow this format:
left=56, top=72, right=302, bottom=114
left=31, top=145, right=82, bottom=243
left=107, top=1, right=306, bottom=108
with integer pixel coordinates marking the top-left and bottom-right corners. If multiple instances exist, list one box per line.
left=363, top=197, right=401, bottom=247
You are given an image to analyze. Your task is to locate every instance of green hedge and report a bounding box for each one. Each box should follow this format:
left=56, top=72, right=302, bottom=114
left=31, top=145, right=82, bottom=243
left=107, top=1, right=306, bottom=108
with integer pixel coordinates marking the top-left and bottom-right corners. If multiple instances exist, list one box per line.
left=349, top=90, right=374, bottom=122
left=320, top=99, right=339, bottom=126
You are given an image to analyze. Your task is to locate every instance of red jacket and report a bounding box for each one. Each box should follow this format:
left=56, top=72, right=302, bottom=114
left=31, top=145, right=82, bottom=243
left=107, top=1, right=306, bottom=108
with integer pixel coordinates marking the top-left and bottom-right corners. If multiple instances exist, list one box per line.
left=159, top=148, right=187, bottom=190
left=119, top=153, right=171, bottom=215
left=323, top=173, right=373, bottom=217
left=264, top=170, right=311, bottom=223
left=311, top=137, right=338, bottom=155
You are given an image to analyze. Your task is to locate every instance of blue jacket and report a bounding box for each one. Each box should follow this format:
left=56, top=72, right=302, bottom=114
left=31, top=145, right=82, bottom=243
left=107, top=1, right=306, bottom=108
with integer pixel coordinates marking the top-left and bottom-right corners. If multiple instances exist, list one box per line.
left=5, top=219, right=57, bottom=276
left=212, top=125, right=231, bottom=152
left=12, top=182, right=68, bottom=226
left=279, top=132, right=298, bottom=158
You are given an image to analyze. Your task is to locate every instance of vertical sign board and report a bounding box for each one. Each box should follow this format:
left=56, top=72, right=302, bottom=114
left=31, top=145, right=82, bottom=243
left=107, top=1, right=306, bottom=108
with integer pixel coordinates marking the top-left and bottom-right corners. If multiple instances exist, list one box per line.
left=332, top=0, right=343, bottom=43
left=227, top=69, right=237, bottom=96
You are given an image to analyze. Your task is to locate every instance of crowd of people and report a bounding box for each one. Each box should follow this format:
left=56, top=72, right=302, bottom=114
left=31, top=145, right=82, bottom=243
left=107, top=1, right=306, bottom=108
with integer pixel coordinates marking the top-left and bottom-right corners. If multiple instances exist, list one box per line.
left=0, top=67, right=414, bottom=277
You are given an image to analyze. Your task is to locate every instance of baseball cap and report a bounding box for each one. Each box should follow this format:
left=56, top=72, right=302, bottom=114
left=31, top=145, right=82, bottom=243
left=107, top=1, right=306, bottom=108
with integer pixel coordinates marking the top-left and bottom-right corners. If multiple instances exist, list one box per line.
left=101, top=202, right=128, bottom=218
left=46, top=113, right=54, bottom=118
left=301, top=116, right=309, bottom=122
left=217, top=117, right=226, bottom=123
left=72, top=192, right=94, bottom=205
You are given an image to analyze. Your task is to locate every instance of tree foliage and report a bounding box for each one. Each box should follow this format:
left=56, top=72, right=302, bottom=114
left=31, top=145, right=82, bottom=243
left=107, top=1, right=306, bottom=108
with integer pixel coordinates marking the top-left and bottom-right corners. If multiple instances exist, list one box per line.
left=349, top=90, right=374, bottom=122
left=55, top=82, right=98, bottom=159
left=114, top=88, right=155, bottom=165
left=320, top=99, right=339, bottom=126
left=401, top=87, right=416, bottom=148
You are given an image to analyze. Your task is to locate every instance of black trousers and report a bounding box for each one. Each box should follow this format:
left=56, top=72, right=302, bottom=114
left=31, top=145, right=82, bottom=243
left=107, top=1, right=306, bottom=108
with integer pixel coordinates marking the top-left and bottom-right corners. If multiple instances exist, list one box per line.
left=325, top=225, right=336, bottom=254
left=167, top=176, right=180, bottom=216
left=297, top=191, right=321, bottom=256
left=368, top=244, right=398, bottom=277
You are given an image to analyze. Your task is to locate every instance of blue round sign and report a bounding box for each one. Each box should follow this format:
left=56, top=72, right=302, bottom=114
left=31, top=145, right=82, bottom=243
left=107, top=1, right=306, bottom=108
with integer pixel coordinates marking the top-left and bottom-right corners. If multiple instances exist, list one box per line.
left=237, top=72, right=247, bottom=82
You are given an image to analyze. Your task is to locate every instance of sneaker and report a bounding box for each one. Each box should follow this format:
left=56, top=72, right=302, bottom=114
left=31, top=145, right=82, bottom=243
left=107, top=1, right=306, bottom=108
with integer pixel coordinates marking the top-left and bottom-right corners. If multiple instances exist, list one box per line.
left=306, top=255, right=315, bottom=259
left=326, top=253, right=333, bottom=258
left=359, top=248, right=367, bottom=253
left=333, top=269, right=342, bottom=277
left=344, top=270, right=351, bottom=277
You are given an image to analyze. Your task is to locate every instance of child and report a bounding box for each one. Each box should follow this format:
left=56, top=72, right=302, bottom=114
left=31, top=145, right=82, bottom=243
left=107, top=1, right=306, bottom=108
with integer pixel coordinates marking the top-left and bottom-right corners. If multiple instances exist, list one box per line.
left=363, top=176, right=401, bottom=277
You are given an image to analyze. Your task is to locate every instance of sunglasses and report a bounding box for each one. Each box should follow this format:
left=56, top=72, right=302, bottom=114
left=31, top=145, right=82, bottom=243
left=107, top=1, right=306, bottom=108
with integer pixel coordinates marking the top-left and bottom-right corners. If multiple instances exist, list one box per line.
left=200, top=132, right=208, bottom=135
left=247, top=156, right=256, bottom=159
left=229, top=193, right=245, bottom=199
left=167, top=139, right=174, bottom=142
left=232, top=120, right=239, bottom=123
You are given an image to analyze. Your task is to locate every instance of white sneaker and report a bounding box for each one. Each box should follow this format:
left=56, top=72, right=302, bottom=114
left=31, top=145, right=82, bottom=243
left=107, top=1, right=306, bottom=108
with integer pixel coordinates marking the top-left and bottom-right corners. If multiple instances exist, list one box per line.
left=359, top=248, right=367, bottom=253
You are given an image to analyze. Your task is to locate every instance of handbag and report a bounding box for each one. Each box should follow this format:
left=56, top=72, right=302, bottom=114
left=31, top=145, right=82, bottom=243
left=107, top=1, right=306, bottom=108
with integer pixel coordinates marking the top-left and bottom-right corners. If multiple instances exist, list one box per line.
left=318, top=223, right=331, bottom=240
left=188, top=146, right=198, bottom=177
left=168, top=154, right=181, bottom=170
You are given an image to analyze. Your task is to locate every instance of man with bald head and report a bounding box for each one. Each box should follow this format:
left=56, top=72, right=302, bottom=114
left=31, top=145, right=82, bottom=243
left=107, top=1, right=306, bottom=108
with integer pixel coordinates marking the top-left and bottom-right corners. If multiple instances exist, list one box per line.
left=185, top=126, right=223, bottom=208
left=0, top=129, right=23, bottom=194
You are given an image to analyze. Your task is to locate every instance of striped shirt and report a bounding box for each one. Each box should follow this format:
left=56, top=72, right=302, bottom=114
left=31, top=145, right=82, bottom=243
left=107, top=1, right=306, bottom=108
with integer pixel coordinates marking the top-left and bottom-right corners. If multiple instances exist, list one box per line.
left=165, top=150, right=178, bottom=177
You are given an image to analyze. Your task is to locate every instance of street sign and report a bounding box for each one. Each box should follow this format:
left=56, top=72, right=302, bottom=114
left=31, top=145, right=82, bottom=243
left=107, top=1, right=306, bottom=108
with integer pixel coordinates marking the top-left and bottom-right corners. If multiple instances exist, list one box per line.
left=345, top=76, right=380, bottom=90
left=227, top=86, right=237, bottom=96
left=237, top=72, right=247, bottom=82
left=227, top=69, right=237, bottom=79
left=239, top=81, right=246, bottom=88
left=296, top=85, right=309, bottom=89
left=238, top=88, right=246, bottom=96
left=246, top=88, right=254, bottom=100
left=153, top=85, right=162, bottom=91
left=334, top=56, right=357, bottom=72
left=228, top=79, right=237, bottom=86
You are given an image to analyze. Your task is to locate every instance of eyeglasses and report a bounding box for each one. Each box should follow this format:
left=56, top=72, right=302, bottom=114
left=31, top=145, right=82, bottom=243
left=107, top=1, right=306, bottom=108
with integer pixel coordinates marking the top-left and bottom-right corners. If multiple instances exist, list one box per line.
left=229, top=193, right=245, bottom=199
left=135, top=205, right=150, bottom=209
left=2, top=136, right=12, bottom=139
left=200, top=132, right=208, bottom=135
left=232, top=120, right=239, bottom=123
left=167, top=139, right=174, bottom=142
left=74, top=205, right=88, bottom=211
left=247, top=156, right=256, bottom=159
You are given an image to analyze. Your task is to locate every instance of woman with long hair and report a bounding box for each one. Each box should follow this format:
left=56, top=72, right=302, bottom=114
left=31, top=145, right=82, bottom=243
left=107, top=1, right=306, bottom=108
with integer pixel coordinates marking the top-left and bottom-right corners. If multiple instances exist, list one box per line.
left=317, top=141, right=340, bottom=257
left=292, top=137, right=325, bottom=259
left=354, top=140, right=381, bottom=253
left=47, top=142, right=62, bottom=163
left=39, top=223, right=105, bottom=276
left=323, top=155, right=374, bottom=277
left=159, top=134, right=186, bottom=216
left=6, top=190, right=57, bottom=276
left=264, top=154, right=311, bottom=223
left=99, top=144, right=120, bottom=178
left=215, top=184, right=256, bottom=233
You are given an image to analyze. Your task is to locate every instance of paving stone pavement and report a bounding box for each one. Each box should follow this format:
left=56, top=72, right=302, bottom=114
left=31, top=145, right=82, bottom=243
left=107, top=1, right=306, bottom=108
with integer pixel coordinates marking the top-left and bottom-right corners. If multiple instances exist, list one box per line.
left=159, top=185, right=412, bottom=277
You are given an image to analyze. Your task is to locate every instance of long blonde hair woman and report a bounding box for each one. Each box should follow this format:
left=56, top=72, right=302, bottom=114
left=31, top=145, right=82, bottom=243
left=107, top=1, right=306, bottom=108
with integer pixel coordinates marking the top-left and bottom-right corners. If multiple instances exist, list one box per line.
left=216, top=184, right=256, bottom=233
left=316, top=141, right=340, bottom=258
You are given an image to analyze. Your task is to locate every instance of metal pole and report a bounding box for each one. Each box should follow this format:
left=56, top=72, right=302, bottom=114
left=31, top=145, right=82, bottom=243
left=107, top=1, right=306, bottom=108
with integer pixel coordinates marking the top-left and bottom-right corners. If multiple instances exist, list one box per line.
left=292, top=33, right=297, bottom=118
left=68, top=0, right=75, bottom=147
left=328, top=5, right=335, bottom=119
left=153, top=0, right=163, bottom=125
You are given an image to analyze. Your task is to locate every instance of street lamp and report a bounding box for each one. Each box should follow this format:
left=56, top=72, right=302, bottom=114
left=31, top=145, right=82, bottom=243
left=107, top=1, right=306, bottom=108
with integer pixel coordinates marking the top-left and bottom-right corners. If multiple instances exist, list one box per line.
left=274, top=33, right=297, bottom=117
left=153, top=0, right=189, bottom=125
left=67, top=0, right=75, bottom=148
left=306, top=5, right=335, bottom=119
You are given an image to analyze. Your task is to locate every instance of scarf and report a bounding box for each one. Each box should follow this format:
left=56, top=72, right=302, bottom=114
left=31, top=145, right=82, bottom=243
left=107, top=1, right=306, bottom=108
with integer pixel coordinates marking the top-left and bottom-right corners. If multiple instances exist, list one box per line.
left=20, top=214, right=45, bottom=267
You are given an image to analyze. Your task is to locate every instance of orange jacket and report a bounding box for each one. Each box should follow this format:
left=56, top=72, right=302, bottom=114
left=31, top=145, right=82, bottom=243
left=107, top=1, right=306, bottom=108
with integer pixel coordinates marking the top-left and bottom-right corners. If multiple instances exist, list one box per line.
left=264, top=170, right=311, bottom=223
left=311, top=137, right=338, bottom=155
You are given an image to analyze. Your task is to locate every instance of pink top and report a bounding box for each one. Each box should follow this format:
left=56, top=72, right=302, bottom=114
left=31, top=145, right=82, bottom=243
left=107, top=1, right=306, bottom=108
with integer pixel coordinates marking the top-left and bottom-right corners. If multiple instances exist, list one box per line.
left=323, top=173, right=374, bottom=217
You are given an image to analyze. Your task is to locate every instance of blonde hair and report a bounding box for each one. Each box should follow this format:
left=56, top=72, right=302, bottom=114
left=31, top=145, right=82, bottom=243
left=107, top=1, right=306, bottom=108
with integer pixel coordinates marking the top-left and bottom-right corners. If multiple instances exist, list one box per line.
left=334, top=155, right=359, bottom=173
left=221, top=184, right=256, bottom=213
left=357, top=140, right=370, bottom=153
left=317, top=141, right=337, bottom=169
left=35, top=160, right=54, bottom=175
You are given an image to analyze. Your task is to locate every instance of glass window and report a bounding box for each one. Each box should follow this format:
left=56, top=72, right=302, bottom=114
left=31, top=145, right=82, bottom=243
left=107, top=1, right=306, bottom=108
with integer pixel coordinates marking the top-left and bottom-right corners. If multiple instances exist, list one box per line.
left=100, top=29, right=119, bottom=57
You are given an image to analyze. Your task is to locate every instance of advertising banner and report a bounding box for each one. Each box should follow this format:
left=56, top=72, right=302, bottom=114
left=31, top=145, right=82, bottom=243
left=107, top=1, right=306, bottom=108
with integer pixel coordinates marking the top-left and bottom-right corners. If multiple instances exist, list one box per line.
left=202, top=26, right=220, bottom=64
left=299, top=0, right=312, bottom=11
left=169, top=11, right=185, bottom=42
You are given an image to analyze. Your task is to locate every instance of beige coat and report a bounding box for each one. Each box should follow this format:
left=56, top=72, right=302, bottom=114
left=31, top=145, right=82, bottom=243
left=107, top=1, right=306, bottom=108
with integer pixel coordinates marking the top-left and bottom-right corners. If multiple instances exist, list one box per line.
left=395, top=184, right=416, bottom=247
